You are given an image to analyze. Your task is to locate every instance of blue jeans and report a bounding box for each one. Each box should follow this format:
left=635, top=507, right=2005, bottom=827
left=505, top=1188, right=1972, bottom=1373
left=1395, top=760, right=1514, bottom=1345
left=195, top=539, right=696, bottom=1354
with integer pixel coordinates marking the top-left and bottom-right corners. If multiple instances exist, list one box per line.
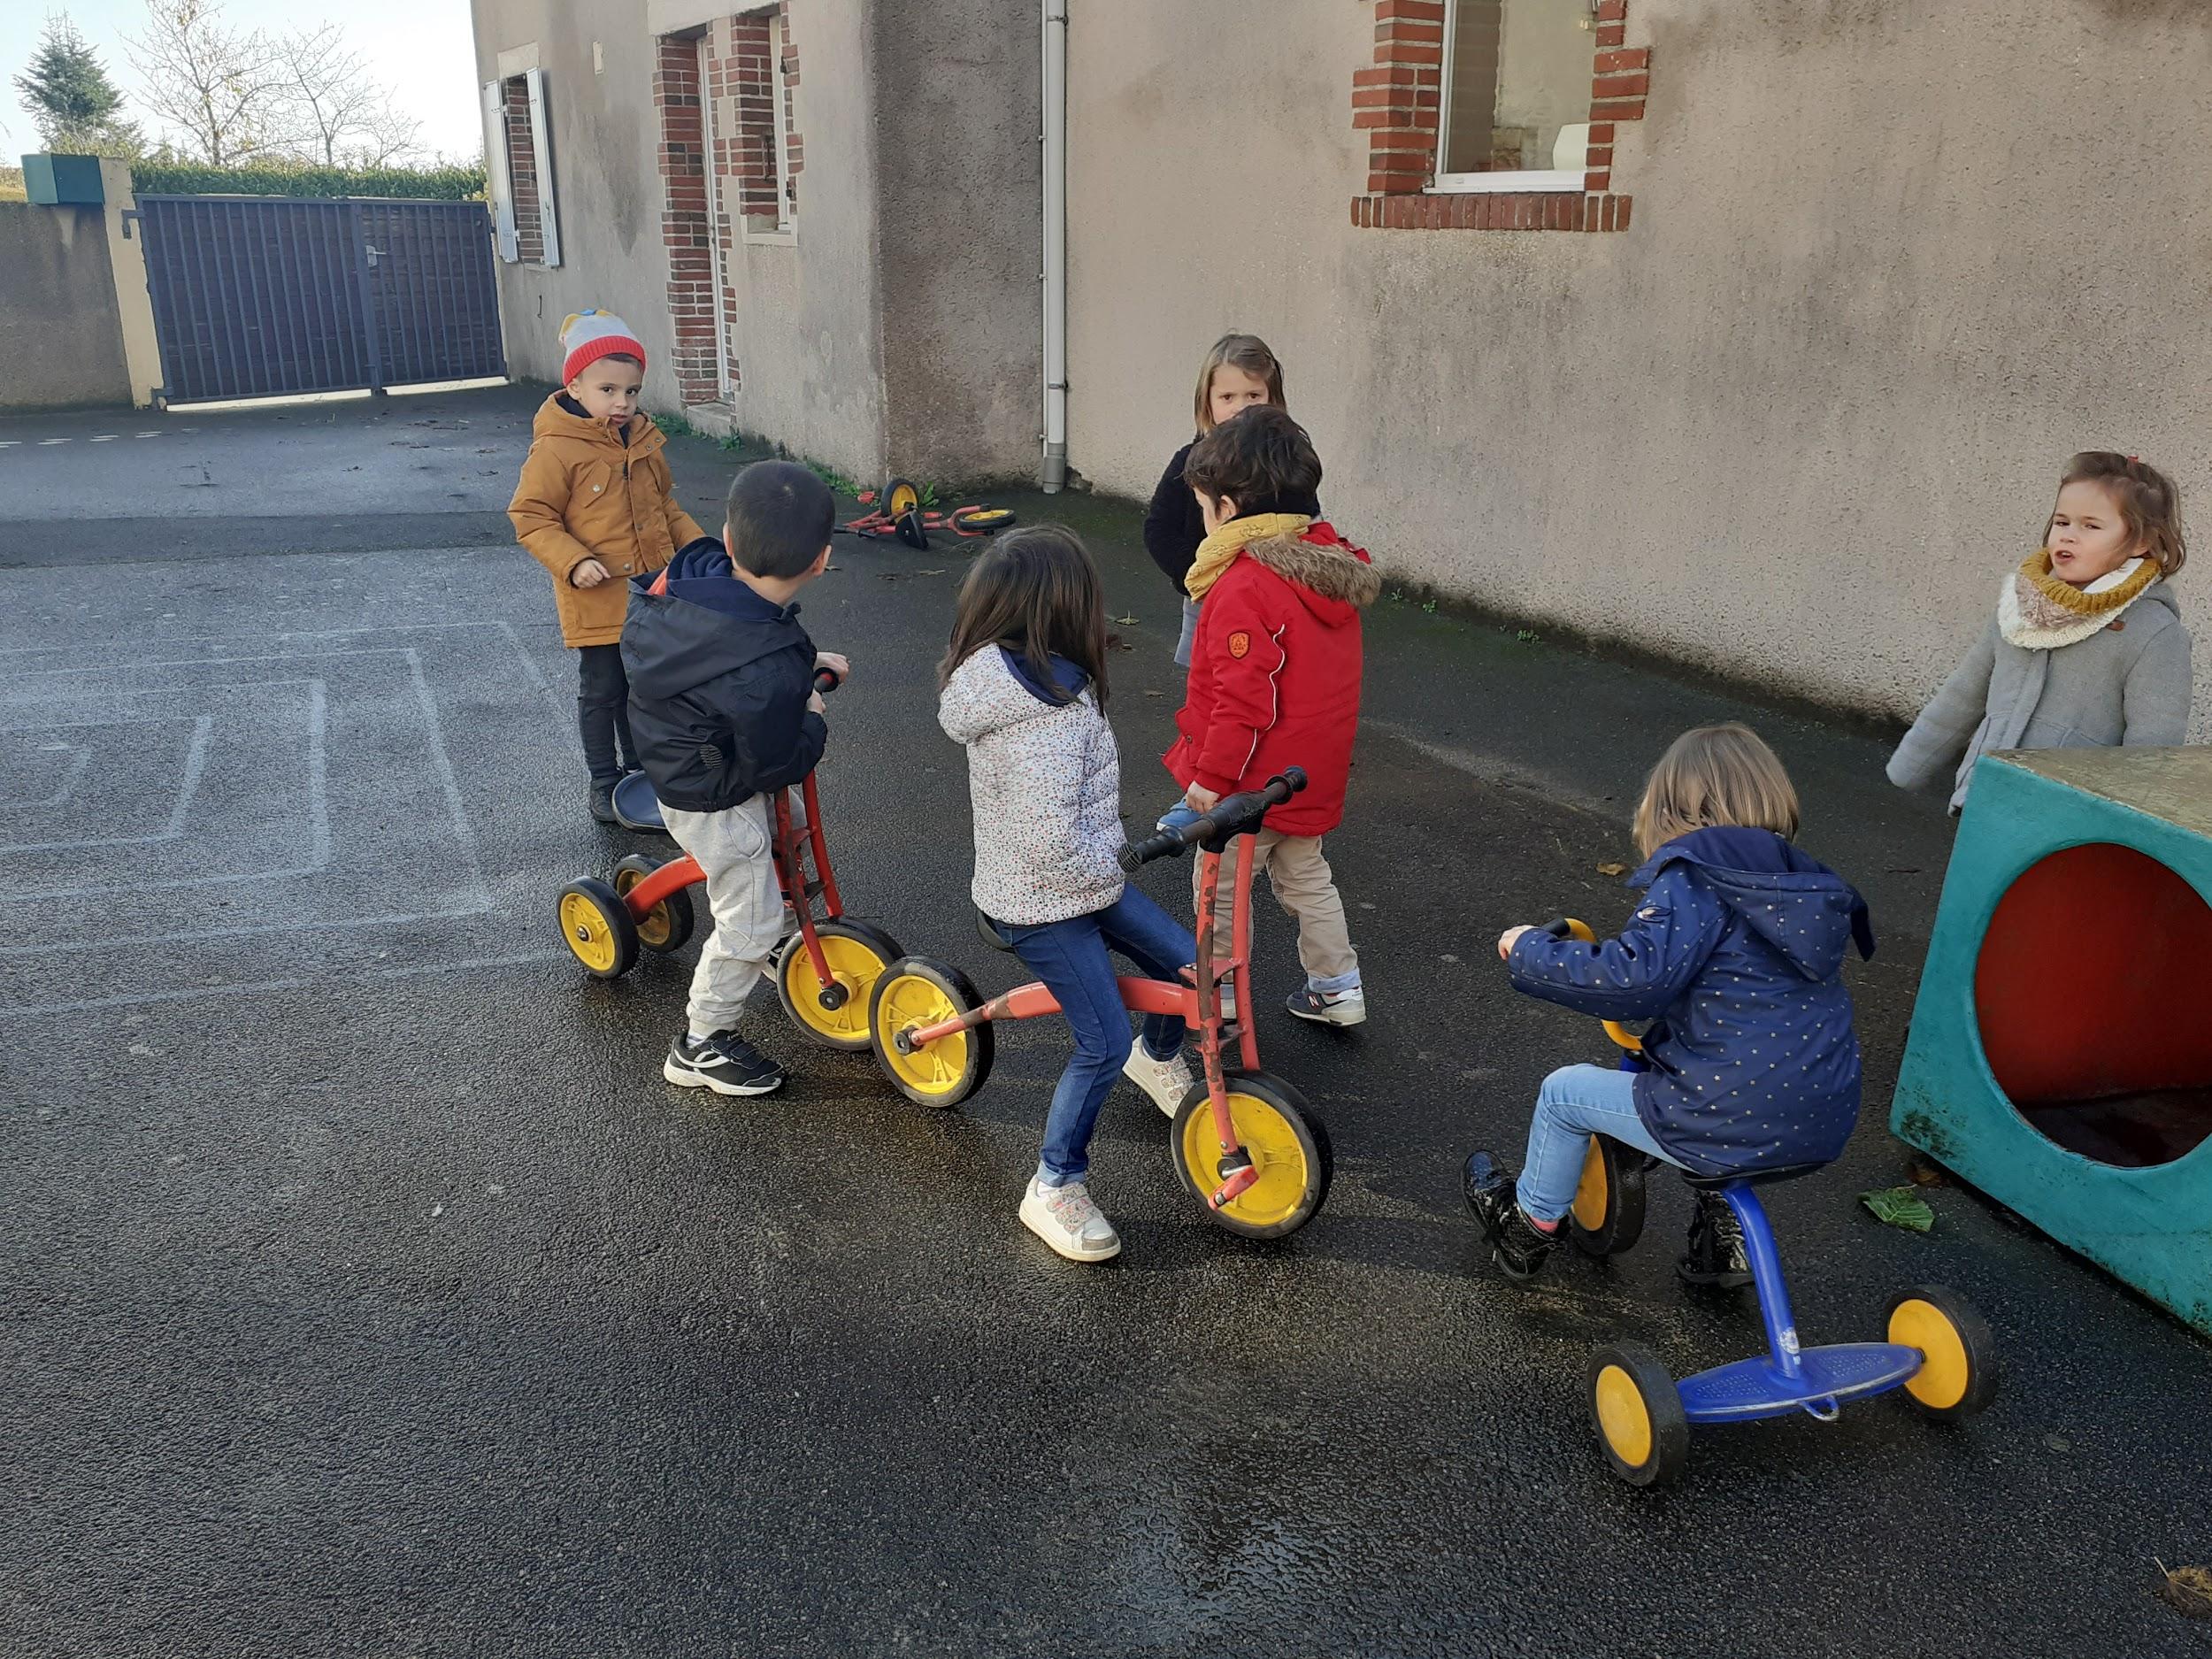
left=995, top=887, right=1194, bottom=1187
left=1515, top=1064, right=1687, bottom=1223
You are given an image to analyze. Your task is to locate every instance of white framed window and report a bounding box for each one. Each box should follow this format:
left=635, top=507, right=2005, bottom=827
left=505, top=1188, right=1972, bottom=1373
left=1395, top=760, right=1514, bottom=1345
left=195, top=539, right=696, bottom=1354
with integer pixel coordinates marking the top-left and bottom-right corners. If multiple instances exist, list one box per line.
left=1432, top=0, right=1595, bottom=195
left=695, top=34, right=739, bottom=395
left=738, top=6, right=797, bottom=244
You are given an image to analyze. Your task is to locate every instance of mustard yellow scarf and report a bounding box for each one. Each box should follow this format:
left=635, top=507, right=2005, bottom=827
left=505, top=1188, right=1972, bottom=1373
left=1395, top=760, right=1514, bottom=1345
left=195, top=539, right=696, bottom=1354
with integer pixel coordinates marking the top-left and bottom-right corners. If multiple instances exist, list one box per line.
left=1184, top=513, right=1311, bottom=601
left=1999, top=549, right=2161, bottom=649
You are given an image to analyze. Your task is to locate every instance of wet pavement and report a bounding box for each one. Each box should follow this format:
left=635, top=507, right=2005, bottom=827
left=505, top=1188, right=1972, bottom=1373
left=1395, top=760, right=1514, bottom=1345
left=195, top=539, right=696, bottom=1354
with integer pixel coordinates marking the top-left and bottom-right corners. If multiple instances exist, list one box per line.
left=4, top=387, right=2208, bottom=1657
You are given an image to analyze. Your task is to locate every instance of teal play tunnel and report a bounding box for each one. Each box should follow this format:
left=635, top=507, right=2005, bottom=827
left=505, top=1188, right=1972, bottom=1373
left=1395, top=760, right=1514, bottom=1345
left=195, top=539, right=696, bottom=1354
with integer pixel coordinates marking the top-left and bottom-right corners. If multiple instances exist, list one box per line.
left=1892, top=748, right=2212, bottom=1333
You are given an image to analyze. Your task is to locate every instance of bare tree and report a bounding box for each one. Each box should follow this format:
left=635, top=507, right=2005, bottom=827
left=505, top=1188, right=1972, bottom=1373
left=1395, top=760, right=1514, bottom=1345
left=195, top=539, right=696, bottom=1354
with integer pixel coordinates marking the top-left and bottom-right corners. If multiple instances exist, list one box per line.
left=271, top=25, right=374, bottom=166
left=340, top=104, right=424, bottom=169
left=126, top=0, right=282, bottom=165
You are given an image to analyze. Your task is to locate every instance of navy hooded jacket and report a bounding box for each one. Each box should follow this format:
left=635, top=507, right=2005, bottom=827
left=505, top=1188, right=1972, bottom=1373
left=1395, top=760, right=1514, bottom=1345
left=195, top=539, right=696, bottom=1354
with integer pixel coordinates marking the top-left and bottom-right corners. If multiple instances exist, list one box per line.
left=1506, top=826, right=1876, bottom=1178
left=620, top=537, right=825, bottom=813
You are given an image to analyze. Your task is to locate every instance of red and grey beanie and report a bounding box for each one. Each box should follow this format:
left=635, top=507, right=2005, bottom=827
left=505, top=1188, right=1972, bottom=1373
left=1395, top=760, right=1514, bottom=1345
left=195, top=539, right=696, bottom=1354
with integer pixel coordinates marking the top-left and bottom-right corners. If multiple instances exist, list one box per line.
left=559, top=310, right=647, bottom=383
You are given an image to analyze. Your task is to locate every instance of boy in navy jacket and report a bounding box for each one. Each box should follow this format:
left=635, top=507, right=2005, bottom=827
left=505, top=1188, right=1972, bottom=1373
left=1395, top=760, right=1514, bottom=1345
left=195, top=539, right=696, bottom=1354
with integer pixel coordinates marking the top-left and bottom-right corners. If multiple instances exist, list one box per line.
left=622, top=461, right=845, bottom=1097
left=1465, top=725, right=1875, bottom=1285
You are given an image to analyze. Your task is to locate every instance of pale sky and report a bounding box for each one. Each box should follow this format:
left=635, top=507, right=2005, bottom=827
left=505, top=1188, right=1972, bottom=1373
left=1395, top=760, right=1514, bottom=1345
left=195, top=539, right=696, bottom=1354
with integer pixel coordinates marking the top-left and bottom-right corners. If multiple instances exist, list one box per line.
left=7, top=0, right=484, bottom=162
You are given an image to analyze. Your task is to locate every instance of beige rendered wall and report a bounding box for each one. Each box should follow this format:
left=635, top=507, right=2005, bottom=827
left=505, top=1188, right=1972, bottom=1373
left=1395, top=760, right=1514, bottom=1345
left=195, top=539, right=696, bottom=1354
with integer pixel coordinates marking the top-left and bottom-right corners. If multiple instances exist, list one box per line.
left=1064, top=0, right=2212, bottom=739
left=471, top=0, right=887, bottom=480
left=0, top=202, right=130, bottom=413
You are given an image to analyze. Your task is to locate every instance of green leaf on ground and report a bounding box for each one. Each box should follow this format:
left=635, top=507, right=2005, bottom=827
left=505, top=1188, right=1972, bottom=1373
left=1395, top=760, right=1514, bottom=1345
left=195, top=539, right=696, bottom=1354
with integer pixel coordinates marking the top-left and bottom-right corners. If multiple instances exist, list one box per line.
left=1861, top=1187, right=1934, bottom=1233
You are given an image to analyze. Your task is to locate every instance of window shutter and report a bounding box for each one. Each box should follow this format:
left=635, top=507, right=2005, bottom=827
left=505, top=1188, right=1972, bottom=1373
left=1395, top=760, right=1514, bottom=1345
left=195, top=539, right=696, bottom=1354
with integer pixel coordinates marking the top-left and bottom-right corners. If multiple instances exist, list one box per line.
left=525, top=67, right=562, bottom=268
left=480, top=79, right=518, bottom=263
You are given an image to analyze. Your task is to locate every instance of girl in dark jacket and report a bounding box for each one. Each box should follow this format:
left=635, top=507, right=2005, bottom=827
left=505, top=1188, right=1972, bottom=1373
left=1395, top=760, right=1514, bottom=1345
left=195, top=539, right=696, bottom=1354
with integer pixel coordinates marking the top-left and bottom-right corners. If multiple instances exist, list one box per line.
left=1465, top=725, right=1875, bottom=1285
left=1142, top=333, right=1292, bottom=666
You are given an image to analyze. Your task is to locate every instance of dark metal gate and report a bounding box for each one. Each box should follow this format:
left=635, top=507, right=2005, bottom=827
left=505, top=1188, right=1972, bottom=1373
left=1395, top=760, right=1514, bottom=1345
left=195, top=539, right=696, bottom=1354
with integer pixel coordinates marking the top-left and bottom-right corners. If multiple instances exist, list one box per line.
left=134, top=196, right=505, bottom=404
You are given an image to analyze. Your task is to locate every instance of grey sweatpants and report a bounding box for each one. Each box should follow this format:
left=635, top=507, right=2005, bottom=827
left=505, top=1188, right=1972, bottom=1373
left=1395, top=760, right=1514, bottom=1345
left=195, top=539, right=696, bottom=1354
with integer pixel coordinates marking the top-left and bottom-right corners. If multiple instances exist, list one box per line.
left=660, top=794, right=784, bottom=1035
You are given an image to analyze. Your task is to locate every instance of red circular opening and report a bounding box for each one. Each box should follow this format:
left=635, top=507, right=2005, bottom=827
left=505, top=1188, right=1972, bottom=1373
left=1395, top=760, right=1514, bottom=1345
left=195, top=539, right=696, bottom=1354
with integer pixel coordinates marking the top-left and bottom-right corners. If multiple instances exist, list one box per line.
left=1975, top=843, right=2212, bottom=1168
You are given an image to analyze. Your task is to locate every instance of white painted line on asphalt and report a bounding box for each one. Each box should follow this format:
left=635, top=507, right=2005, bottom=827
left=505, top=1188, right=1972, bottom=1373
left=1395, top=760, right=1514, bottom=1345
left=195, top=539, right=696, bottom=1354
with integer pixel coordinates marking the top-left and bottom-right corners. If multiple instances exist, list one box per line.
left=90, top=435, right=118, bottom=442
left=0, top=947, right=572, bottom=1019
left=136, top=432, right=161, bottom=438
left=36, top=438, right=70, bottom=446
left=0, top=441, right=19, bottom=449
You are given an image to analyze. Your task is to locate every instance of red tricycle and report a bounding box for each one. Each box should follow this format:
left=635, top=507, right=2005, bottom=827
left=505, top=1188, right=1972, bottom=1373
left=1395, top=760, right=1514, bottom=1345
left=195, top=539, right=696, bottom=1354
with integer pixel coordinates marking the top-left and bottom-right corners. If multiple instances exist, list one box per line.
left=860, top=769, right=1334, bottom=1240
left=554, top=671, right=907, bottom=1050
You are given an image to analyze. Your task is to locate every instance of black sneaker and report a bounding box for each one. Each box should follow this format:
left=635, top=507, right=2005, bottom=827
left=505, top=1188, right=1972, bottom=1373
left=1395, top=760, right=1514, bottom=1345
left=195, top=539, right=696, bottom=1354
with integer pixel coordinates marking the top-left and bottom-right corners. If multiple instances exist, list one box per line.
left=1462, top=1150, right=1560, bottom=1279
left=588, top=778, right=620, bottom=824
left=663, top=1030, right=787, bottom=1096
left=1678, top=1190, right=1754, bottom=1289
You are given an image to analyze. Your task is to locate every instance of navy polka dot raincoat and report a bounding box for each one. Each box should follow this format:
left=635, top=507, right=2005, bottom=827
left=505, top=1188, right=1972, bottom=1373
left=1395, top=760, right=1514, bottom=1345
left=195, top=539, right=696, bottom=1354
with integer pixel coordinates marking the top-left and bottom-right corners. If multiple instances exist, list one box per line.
left=1508, top=826, right=1877, bottom=1179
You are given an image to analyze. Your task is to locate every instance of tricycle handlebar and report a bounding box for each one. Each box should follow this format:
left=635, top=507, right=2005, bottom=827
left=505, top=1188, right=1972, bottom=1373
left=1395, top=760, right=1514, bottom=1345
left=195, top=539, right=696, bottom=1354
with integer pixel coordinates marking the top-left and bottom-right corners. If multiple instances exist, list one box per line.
left=813, top=667, right=841, bottom=694
left=1118, top=768, right=1308, bottom=872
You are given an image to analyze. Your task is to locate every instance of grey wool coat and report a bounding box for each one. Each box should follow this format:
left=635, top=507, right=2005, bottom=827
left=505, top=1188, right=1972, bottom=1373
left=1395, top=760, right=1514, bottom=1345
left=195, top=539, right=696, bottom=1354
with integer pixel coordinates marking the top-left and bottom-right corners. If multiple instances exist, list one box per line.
left=1888, top=582, right=2193, bottom=810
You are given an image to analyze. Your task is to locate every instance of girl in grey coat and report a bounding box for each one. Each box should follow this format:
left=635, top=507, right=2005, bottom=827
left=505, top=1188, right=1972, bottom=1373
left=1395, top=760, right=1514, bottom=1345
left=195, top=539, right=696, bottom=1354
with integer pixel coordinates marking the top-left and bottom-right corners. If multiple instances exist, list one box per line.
left=1890, top=452, right=2193, bottom=810
left=938, top=527, right=1198, bottom=1264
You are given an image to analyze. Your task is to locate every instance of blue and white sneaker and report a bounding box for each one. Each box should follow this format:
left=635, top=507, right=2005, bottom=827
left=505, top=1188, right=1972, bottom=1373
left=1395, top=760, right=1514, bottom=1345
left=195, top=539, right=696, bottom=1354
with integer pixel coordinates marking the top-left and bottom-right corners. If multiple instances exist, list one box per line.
left=1286, top=985, right=1366, bottom=1027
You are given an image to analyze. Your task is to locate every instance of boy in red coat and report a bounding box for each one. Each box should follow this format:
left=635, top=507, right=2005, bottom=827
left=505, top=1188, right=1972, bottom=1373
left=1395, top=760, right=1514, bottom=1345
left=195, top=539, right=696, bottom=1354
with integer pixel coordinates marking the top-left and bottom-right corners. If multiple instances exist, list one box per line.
left=1167, top=406, right=1380, bottom=1025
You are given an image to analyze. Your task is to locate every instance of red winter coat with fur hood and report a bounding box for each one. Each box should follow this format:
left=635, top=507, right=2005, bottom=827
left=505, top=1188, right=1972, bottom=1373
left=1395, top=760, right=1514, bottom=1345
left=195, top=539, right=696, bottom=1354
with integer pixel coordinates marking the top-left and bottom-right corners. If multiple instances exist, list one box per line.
left=1164, top=519, right=1379, bottom=838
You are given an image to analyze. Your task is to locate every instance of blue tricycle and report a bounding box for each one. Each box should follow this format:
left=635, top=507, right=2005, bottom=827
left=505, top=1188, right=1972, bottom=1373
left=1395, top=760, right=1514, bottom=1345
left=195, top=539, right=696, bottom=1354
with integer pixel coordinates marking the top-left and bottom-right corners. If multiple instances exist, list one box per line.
left=1523, top=918, right=1998, bottom=1488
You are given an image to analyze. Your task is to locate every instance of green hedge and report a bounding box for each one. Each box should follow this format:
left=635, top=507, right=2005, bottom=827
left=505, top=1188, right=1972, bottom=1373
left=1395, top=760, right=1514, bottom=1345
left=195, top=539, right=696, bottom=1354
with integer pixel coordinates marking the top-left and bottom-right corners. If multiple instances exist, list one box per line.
left=129, top=162, right=486, bottom=201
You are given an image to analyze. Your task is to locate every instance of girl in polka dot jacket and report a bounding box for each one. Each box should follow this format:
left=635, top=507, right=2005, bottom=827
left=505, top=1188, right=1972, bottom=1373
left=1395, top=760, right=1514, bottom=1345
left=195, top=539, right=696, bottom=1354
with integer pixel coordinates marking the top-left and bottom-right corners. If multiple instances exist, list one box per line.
left=938, top=526, right=1198, bottom=1266
left=1464, top=724, right=1876, bottom=1286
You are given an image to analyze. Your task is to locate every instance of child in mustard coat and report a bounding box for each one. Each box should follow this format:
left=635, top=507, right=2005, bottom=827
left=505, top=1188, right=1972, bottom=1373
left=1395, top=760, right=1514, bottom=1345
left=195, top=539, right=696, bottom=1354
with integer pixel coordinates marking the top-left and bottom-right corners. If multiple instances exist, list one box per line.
left=509, top=311, right=707, bottom=822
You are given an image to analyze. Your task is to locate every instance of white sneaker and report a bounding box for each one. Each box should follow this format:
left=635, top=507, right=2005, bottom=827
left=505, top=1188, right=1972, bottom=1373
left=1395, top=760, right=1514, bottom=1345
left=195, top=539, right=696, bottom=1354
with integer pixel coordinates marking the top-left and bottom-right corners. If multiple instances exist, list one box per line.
left=1019, top=1178, right=1122, bottom=1262
left=1122, top=1037, right=1194, bottom=1117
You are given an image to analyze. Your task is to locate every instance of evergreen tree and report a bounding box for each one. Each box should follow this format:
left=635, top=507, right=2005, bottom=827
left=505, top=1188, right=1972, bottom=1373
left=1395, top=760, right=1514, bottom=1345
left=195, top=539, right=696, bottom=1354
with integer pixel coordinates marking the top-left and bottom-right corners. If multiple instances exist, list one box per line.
left=14, top=16, right=144, bottom=157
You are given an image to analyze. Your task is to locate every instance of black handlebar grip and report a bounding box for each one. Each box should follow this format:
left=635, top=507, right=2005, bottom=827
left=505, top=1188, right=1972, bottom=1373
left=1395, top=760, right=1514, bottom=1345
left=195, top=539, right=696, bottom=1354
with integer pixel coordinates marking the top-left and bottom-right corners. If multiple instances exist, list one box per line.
left=1538, top=917, right=1572, bottom=940
left=1118, top=830, right=1179, bottom=873
left=813, top=667, right=842, bottom=694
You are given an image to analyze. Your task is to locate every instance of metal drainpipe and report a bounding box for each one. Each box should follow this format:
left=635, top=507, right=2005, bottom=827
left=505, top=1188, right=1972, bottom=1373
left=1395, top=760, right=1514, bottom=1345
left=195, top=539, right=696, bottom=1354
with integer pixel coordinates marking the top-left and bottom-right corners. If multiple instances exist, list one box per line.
left=1041, top=0, right=1069, bottom=493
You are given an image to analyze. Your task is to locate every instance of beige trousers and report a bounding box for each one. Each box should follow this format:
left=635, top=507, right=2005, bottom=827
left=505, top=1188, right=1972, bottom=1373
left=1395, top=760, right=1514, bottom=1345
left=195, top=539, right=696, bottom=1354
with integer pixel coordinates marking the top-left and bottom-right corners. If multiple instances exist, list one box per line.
left=1194, top=830, right=1359, bottom=988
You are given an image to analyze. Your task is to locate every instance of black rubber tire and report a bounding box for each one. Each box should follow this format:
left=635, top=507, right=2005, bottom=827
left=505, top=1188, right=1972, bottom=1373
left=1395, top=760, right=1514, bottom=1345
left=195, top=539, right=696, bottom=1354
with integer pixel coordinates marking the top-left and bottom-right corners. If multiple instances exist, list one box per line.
left=775, top=918, right=906, bottom=1052
left=868, top=956, right=995, bottom=1109
left=1568, top=1133, right=1650, bottom=1257
left=1888, top=1284, right=1999, bottom=1421
left=612, top=854, right=695, bottom=955
left=1588, top=1343, right=1688, bottom=1488
left=1170, top=1070, right=1333, bottom=1240
left=557, top=877, right=638, bottom=980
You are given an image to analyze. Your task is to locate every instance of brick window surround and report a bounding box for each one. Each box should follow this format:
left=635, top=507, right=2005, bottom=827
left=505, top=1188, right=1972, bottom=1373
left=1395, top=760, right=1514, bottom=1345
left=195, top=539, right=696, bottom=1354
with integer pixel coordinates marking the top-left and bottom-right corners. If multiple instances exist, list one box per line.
left=655, top=36, right=722, bottom=404
left=502, top=77, right=546, bottom=263
left=654, top=9, right=804, bottom=406
left=1351, top=0, right=1644, bottom=232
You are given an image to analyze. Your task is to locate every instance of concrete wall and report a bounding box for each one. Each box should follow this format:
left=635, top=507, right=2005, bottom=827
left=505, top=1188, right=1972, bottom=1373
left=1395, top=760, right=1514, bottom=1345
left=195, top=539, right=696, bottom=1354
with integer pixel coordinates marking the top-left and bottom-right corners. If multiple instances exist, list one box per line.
left=0, top=203, right=131, bottom=413
left=872, top=0, right=1042, bottom=484
left=470, top=0, right=1040, bottom=487
left=1064, top=0, right=2212, bottom=739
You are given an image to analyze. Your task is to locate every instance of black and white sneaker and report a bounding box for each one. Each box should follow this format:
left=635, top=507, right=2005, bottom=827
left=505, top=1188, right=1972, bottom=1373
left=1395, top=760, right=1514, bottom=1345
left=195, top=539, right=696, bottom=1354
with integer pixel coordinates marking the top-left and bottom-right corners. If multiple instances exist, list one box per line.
left=664, top=1030, right=787, bottom=1096
left=1678, top=1190, right=1754, bottom=1289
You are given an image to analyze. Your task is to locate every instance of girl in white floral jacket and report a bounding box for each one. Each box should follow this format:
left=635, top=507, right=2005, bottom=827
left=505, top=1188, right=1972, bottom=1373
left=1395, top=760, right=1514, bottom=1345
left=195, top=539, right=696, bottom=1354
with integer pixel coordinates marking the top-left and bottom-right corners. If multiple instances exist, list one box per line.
left=938, top=526, right=1196, bottom=1263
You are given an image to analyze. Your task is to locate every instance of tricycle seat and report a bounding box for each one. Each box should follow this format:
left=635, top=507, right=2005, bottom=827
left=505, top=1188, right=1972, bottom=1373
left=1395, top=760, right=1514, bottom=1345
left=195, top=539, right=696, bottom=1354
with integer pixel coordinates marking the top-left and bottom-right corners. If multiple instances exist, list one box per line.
left=1682, top=1163, right=1828, bottom=1192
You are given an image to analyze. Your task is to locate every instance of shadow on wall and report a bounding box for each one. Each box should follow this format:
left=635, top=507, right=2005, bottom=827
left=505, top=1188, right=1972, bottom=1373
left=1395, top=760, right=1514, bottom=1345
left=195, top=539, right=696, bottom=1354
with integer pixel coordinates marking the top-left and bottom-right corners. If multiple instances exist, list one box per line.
left=0, top=200, right=130, bottom=412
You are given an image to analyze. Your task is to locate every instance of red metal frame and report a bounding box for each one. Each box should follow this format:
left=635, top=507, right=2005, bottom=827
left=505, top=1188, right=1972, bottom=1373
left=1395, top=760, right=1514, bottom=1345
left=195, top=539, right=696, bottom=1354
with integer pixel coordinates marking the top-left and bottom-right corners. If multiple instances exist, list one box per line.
left=621, top=774, right=842, bottom=990
left=900, top=834, right=1268, bottom=1210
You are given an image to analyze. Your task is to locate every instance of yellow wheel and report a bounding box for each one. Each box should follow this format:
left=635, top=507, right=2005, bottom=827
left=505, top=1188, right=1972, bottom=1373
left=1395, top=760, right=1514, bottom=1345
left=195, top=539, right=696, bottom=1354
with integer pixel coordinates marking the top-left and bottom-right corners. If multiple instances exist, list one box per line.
left=557, top=877, right=637, bottom=980
left=1888, top=1285, right=1997, bottom=1420
left=613, top=854, right=695, bottom=955
left=1587, top=1343, right=1687, bottom=1487
left=1568, top=1133, right=1649, bottom=1257
left=1170, top=1071, right=1332, bottom=1239
left=883, top=476, right=921, bottom=518
left=776, top=919, right=904, bottom=1052
left=868, top=956, right=993, bottom=1108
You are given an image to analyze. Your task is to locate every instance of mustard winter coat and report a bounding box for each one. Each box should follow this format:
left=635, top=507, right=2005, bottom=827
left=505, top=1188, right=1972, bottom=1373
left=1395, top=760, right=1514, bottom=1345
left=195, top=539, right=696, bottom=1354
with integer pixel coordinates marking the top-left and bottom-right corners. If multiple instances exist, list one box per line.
left=509, top=394, right=709, bottom=648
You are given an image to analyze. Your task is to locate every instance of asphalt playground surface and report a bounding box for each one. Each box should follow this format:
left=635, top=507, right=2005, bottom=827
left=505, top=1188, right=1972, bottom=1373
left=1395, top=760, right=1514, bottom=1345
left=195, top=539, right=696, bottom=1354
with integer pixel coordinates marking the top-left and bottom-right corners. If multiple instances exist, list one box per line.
left=3, top=385, right=2208, bottom=1658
